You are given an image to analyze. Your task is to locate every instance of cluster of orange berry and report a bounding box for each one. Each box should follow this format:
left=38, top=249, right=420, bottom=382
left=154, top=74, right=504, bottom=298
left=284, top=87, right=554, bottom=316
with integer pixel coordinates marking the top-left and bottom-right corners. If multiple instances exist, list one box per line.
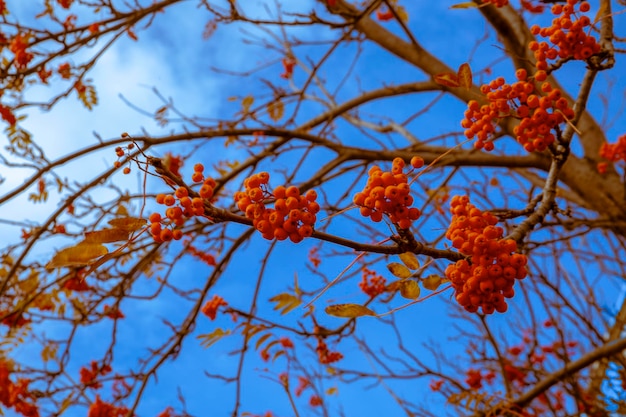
left=359, top=268, right=386, bottom=297
left=530, top=1, right=599, bottom=68
left=445, top=195, right=528, bottom=314
left=113, top=143, right=135, bottom=174
left=234, top=172, right=320, bottom=243
left=462, top=69, right=574, bottom=152
left=150, top=163, right=214, bottom=243
left=353, top=157, right=423, bottom=229
left=315, top=337, right=343, bottom=364
left=598, top=134, right=626, bottom=174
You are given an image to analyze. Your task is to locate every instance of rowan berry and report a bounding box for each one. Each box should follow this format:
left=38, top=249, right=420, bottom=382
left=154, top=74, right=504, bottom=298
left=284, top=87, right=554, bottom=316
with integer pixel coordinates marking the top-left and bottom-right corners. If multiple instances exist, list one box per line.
left=163, top=195, right=175, bottom=206
left=410, top=156, right=424, bottom=169
left=445, top=195, right=528, bottom=314
left=237, top=172, right=318, bottom=242
left=191, top=171, right=204, bottom=183
left=199, top=184, right=214, bottom=199
left=353, top=159, right=422, bottom=229
left=123, top=167, right=131, bottom=175
left=160, top=228, right=173, bottom=242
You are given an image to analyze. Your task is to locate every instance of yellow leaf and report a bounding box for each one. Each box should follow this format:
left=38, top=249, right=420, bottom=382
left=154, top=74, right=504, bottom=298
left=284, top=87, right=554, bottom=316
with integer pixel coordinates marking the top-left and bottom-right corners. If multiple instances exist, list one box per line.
left=457, top=63, right=472, bottom=90
left=116, top=205, right=129, bottom=216
left=267, top=99, right=284, bottom=122
left=269, top=293, right=301, bottom=315
left=325, top=303, right=376, bottom=318
left=46, top=243, right=108, bottom=269
left=450, top=2, right=479, bottom=8
left=41, top=342, right=58, bottom=362
left=326, top=387, right=338, bottom=395
left=398, top=252, right=420, bottom=270
left=242, top=96, right=254, bottom=113
left=594, top=1, right=608, bottom=24
left=399, top=280, right=420, bottom=300
left=434, top=72, right=460, bottom=88
left=83, top=228, right=130, bottom=244
left=197, top=328, right=231, bottom=348
left=387, top=262, right=412, bottom=279
left=255, top=333, right=273, bottom=350
left=423, top=274, right=444, bottom=291
left=385, top=280, right=402, bottom=292
left=241, top=324, right=269, bottom=343
left=396, top=5, right=408, bottom=22
left=272, top=349, right=285, bottom=362
left=59, top=395, right=74, bottom=414
left=107, top=217, right=147, bottom=232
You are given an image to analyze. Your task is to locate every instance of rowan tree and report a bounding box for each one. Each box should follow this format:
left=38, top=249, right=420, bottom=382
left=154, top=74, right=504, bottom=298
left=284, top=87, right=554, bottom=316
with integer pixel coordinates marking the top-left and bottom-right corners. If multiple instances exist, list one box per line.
left=1, top=0, right=626, bottom=416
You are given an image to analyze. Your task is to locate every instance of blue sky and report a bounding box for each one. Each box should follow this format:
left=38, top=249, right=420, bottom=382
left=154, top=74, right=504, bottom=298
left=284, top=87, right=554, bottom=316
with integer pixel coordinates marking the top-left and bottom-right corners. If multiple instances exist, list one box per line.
left=2, top=1, right=626, bottom=416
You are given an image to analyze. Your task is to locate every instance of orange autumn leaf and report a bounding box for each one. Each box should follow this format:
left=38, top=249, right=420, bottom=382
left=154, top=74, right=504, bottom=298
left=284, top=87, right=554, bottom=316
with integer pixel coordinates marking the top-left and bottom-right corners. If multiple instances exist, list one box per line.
left=325, top=303, right=376, bottom=318
left=107, top=217, right=147, bottom=232
left=457, top=63, right=473, bottom=89
left=83, top=228, right=129, bottom=244
left=434, top=72, right=460, bottom=88
left=46, top=243, right=108, bottom=269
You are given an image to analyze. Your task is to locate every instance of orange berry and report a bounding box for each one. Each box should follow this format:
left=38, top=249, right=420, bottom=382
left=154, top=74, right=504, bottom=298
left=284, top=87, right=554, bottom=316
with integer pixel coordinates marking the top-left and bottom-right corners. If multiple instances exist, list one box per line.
left=257, top=172, right=270, bottom=184
left=193, top=163, right=204, bottom=172
left=305, top=189, right=317, bottom=202
left=163, top=195, right=176, bottom=206
left=410, top=156, right=424, bottom=169
left=274, top=227, right=288, bottom=241
left=298, top=225, right=313, bottom=238
left=149, top=213, right=162, bottom=223
left=285, top=186, right=300, bottom=198
left=175, top=187, right=188, bottom=198
left=247, top=187, right=264, bottom=202
left=392, top=157, right=405, bottom=168
left=150, top=222, right=162, bottom=235
left=273, top=185, right=286, bottom=199
left=246, top=176, right=261, bottom=189
left=172, top=230, right=183, bottom=240
left=289, top=233, right=303, bottom=244
left=123, top=167, right=131, bottom=175
left=191, top=172, right=204, bottom=183
left=307, top=201, right=320, bottom=214
left=192, top=197, right=204, bottom=208
left=179, top=196, right=192, bottom=208
left=199, top=184, right=214, bottom=199
left=160, top=228, right=173, bottom=242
